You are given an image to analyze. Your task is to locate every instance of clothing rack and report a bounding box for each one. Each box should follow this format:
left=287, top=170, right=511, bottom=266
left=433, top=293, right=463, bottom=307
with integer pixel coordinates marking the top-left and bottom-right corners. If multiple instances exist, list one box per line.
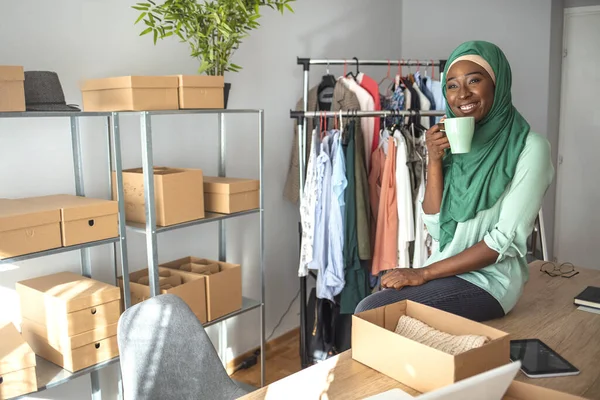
left=290, top=57, right=447, bottom=369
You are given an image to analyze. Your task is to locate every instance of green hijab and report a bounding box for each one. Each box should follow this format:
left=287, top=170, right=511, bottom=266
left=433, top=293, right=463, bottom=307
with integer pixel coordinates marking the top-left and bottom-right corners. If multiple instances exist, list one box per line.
left=438, top=40, right=530, bottom=251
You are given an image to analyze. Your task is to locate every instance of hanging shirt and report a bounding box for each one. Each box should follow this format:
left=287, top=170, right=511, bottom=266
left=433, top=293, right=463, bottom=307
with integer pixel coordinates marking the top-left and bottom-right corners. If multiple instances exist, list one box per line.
left=368, top=144, right=386, bottom=250
left=340, top=122, right=369, bottom=314
left=372, top=137, right=399, bottom=275
left=412, top=84, right=431, bottom=129
left=322, top=130, right=347, bottom=300
left=394, top=131, right=415, bottom=268
left=298, top=129, right=320, bottom=277
left=420, top=133, right=554, bottom=313
left=339, top=77, right=375, bottom=170
left=354, top=122, right=372, bottom=260
left=357, top=72, right=382, bottom=153
left=309, top=134, right=332, bottom=276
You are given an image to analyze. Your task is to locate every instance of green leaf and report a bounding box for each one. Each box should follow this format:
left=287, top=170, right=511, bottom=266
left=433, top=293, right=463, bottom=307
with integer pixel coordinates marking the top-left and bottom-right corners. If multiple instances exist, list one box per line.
left=284, top=3, right=294, bottom=12
left=140, top=27, right=153, bottom=36
left=132, top=5, right=149, bottom=11
left=135, top=12, right=147, bottom=24
left=153, top=29, right=158, bottom=44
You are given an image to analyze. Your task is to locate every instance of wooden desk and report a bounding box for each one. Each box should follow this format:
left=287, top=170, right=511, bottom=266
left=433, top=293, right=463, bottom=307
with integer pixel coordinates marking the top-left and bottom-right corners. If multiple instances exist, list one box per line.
left=487, top=261, right=600, bottom=398
left=240, top=262, right=600, bottom=399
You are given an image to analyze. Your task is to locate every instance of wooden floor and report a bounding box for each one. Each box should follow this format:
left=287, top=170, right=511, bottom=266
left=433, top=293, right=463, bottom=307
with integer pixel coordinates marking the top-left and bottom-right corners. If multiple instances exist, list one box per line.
left=231, top=329, right=302, bottom=387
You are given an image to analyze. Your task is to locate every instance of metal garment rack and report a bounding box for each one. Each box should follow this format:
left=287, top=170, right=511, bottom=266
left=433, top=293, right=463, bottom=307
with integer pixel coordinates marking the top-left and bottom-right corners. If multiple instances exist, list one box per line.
left=126, top=109, right=266, bottom=388
left=290, top=56, right=448, bottom=369
left=0, top=111, right=131, bottom=400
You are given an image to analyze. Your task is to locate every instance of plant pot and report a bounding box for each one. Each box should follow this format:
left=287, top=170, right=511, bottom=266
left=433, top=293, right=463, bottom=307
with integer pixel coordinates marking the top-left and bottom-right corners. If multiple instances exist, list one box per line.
left=224, top=83, right=231, bottom=109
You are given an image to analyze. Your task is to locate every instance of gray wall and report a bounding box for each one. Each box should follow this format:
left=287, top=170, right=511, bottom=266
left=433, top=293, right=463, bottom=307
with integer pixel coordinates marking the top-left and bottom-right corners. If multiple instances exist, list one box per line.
left=400, top=0, right=563, bottom=258
left=565, top=0, right=600, bottom=7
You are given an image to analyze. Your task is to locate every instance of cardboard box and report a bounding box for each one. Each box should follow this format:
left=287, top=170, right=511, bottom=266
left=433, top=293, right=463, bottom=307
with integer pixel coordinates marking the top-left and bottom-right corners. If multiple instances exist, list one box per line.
left=119, top=267, right=208, bottom=323
left=503, top=381, right=587, bottom=400
left=352, top=300, right=510, bottom=393
left=16, top=272, right=121, bottom=338
left=114, top=167, right=205, bottom=227
left=176, top=75, right=224, bottom=109
left=160, top=256, right=242, bottom=321
left=20, top=195, right=119, bottom=246
left=0, top=66, right=26, bottom=112
left=203, top=177, right=259, bottom=214
left=0, top=322, right=37, bottom=399
left=80, top=75, right=179, bottom=111
left=17, top=272, right=121, bottom=373
left=0, top=198, right=62, bottom=260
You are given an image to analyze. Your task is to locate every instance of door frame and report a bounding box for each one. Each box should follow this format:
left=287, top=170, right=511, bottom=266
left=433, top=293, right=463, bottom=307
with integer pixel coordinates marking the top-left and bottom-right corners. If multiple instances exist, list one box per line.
left=554, top=5, right=600, bottom=261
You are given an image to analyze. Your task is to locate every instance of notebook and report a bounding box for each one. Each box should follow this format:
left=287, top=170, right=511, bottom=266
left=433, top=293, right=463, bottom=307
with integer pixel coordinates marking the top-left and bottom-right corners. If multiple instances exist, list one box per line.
left=574, top=286, right=600, bottom=309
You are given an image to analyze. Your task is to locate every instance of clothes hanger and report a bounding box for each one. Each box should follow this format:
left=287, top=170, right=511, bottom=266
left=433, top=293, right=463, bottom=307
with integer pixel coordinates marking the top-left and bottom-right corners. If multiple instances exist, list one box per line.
left=319, top=59, right=337, bottom=89
left=346, top=57, right=359, bottom=81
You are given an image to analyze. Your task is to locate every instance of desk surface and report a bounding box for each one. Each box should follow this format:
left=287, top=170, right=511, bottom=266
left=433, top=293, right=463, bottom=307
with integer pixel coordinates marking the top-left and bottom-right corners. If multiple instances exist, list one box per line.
left=240, top=261, right=600, bottom=400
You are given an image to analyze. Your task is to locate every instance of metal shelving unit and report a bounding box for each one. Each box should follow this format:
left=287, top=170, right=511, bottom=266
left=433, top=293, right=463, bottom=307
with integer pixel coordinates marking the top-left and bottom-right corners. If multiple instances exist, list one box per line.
left=0, top=111, right=131, bottom=400
left=126, top=109, right=266, bottom=387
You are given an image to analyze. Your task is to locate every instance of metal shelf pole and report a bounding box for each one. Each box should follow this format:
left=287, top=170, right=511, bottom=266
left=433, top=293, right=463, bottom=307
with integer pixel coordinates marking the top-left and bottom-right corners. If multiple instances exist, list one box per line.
left=110, top=113, right=132, bottom=309
left=217, top=112, right=229, bottom=370
left=140, top=112, right=160, bottom=297
left=258, top=109, right=266, bottom=387
left=70, top=116, right=100, bottom=400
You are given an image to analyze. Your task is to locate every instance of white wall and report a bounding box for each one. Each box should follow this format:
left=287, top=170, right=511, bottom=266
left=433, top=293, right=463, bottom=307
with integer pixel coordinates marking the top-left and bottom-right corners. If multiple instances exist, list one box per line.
left=0, top=0, right=402, bottom=398
left=399, top=0, right=562, bottom=258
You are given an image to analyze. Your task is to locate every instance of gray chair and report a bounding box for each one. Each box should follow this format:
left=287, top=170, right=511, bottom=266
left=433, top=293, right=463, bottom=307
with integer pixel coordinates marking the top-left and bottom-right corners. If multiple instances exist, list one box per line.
left=117, top=294, right=248, bottom=400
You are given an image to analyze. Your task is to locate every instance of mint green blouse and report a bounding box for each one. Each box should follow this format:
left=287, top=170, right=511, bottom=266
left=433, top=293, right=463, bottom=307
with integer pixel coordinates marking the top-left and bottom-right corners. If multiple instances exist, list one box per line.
left=421, top=132, right=555, bottom=313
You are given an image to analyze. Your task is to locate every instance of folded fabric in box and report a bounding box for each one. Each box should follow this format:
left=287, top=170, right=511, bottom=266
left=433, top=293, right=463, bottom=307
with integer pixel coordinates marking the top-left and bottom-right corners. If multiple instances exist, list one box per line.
left=394, top=315, right=489, bottom=355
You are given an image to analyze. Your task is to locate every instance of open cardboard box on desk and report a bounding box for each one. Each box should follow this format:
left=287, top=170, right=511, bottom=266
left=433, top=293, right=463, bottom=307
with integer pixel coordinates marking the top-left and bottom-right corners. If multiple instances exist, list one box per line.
left=352, top=300, right=510, bottom=393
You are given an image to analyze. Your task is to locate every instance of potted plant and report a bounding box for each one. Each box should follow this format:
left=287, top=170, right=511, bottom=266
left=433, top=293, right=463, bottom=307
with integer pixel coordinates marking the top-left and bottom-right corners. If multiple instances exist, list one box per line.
left=133, top=0, right=295, bottom=108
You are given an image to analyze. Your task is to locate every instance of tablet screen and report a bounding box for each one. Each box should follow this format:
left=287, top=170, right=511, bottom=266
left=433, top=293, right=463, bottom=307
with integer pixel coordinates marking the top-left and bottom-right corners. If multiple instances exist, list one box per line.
left=509, top=339, right=579, bottom=376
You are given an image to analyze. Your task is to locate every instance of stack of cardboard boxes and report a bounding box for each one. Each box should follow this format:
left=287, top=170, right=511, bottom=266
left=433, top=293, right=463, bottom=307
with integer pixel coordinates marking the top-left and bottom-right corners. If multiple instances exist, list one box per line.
left=16, top=272, right=121, bottom=373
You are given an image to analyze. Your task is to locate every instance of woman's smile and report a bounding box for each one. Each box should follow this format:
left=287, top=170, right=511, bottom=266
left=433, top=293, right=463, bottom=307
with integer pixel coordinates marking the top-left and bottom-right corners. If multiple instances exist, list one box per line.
left=458, top=101, right=480, bottom=114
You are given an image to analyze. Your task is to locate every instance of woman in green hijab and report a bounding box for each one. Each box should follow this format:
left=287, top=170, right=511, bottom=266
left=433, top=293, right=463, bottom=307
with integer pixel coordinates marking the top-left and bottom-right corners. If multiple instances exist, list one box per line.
left=355, top=41, right=554, bottom=321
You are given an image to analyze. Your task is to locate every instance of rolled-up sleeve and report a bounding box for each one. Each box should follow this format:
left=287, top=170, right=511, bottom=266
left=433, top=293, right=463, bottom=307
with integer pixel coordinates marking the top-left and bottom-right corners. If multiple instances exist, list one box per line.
left=421, top=203, right=441, bottom=241
left=484, top=134, right=555, bottom=263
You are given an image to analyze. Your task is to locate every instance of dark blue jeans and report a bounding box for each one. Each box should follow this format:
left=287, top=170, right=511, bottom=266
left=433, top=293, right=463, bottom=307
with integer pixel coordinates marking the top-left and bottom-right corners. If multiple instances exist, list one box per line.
left=355, top=276, right=505, bottom=322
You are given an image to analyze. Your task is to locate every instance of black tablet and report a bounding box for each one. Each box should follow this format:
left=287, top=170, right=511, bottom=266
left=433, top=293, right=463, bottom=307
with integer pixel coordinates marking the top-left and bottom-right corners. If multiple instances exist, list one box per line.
left=509, top=339, right=580, bottom=378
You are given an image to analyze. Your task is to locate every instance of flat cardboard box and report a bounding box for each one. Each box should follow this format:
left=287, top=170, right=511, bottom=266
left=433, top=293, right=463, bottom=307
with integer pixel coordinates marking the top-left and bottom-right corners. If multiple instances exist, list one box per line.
left=80, top=75, right=179, bottom=111
left=0, top=198, right=62, bottom=259
left=0, top=65, right=26, bottom=112
left=160, top=256, right=242, bottom=321
left=176, top=75, right=224, bottom=109
left=19, top=195, right=119, bottom=246
left=503, top=381, right=587, bottom=400
left=119, top=267, right=208, bottom=323
left=203, top=176, right=259, bottom=214
left=0, top=322, right=37, bottom=398
left=352, top=300, right=510, bottom=393
left=113, top=167, right=205, bottom=227
left=16, top=272, right=121, bottom=338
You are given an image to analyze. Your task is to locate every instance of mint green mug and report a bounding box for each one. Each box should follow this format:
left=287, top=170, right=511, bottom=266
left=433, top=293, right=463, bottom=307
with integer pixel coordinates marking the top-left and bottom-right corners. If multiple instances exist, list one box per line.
left=442, top=117, right=475, bottom=154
